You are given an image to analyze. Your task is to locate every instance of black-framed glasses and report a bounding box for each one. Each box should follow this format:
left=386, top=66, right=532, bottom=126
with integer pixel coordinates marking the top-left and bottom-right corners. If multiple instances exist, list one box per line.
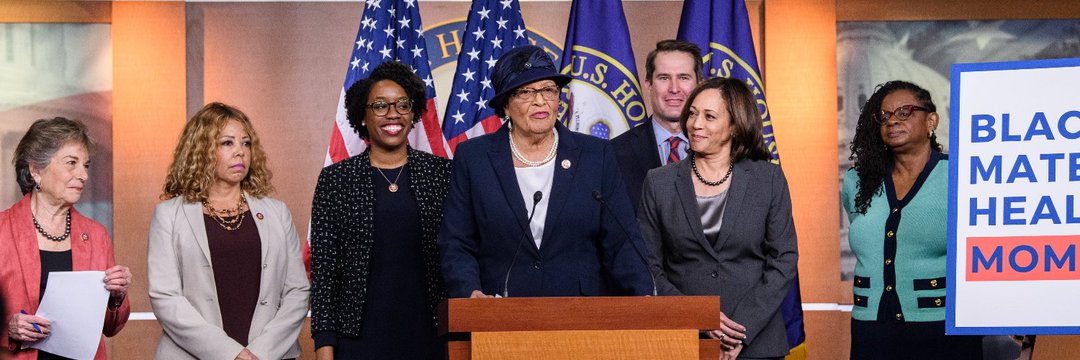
left=874, top=104, right=928, bottom=125
left=512, top=86, right=561, bottom=101
left=368, top=98, right=413, bottom=116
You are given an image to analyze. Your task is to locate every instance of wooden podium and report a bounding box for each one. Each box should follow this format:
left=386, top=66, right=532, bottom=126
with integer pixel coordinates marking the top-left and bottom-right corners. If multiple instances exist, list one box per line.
left=1033, top=336, right=1080, bottom=360
left=438, top=296, right=722, bottom=360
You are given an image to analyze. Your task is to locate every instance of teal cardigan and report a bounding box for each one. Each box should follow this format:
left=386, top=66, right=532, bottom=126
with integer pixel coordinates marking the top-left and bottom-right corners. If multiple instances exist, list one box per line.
left=842, top=151, right=948, bottom=322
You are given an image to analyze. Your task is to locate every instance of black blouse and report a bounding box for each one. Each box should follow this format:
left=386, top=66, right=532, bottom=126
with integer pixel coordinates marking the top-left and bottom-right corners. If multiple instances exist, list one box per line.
left=38, top=249, right=73, bottom=360
left=204, top=210, right=262, bottom=346
left=310, top=148, right=451, bottom=348
left=38, top=249, right=72, bottom=300
left=325, top=166, right=443, bottom=358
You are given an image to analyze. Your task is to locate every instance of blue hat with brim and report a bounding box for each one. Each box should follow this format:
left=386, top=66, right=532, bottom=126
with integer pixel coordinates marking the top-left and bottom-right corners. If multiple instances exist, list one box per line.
left=490, top=45, right=572, bottom=116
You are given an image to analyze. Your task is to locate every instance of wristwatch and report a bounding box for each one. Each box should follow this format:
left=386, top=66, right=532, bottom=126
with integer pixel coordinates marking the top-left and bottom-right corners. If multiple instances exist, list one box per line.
left=108, top=294, right=125, bottom=310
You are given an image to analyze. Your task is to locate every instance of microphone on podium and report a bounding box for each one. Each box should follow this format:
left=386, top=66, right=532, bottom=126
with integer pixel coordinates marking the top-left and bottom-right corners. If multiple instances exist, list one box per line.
left=592, top=190, right=658, bottom=296
left=503, top=191, right=543, bottom=298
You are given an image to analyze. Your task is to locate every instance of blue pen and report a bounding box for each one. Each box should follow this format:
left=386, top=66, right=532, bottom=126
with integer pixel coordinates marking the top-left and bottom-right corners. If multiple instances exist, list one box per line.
left=19, top=310, right=42, bottom=333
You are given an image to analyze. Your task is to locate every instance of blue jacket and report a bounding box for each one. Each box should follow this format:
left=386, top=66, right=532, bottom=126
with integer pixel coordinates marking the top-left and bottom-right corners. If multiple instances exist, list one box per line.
left=439, top=122, right=653, bottom=298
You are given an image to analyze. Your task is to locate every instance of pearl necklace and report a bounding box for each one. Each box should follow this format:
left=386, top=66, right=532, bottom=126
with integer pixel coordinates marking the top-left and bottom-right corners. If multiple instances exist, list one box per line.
left=509, top=125, right=558, bottom=167
left=33, top=209, right=71, bottom=242
left=691, top=154, right=734, bottom=186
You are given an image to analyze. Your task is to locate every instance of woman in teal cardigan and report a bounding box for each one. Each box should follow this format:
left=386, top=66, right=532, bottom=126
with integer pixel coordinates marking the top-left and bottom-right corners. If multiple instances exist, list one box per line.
left=842, top=80, right=982, bottom=359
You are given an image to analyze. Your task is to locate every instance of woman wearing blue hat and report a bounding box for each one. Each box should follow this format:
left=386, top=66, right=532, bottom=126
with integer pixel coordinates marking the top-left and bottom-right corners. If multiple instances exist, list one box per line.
left=439, top=45, right=653, bottom=298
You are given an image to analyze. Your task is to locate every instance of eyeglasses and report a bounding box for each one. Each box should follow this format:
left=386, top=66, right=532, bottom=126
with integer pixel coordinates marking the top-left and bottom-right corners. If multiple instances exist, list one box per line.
left=874, top=104, right=928, bottom=125
left=512, top=86, right=561, bottom=101
left=367, top=98, right=413, bottom=116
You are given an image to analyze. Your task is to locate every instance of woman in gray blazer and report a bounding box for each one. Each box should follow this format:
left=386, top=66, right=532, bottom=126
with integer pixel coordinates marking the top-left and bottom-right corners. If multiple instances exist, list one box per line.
left=638, top=77, right=799, bottom=360
left=148, top=103, right=310, bottom=360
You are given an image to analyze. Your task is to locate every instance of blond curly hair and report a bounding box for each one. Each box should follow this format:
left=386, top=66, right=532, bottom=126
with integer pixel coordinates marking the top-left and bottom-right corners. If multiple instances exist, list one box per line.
left=162, top=102, right=274, bottom=202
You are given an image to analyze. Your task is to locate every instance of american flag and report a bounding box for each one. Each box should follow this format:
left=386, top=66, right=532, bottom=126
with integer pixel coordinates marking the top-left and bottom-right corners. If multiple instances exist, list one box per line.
left=325, top=0, right=448, bottom=165
left=441, top=0, right=530, bottom=155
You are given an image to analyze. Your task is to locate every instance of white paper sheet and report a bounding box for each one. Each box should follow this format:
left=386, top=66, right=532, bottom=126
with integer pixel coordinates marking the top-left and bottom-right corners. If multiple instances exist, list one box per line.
left=27, top=271, right=109, bottom=360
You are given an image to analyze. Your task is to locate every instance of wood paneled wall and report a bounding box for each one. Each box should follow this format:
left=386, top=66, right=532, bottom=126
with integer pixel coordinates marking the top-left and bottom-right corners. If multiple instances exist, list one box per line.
left=110, top=1, right=187, bottom=357
left=763, top=0, right=843, bottom=357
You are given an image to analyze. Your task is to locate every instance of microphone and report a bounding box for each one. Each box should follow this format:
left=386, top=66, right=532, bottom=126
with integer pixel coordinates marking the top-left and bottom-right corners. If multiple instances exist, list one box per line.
left=503, top=191, right=543, bottom=298
left=592, top=190, right=658, bottom=296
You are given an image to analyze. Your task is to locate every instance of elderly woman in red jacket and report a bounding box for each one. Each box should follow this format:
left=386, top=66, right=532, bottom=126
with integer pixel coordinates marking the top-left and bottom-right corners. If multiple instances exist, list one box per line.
left=1, top=117, right=131, bottom=360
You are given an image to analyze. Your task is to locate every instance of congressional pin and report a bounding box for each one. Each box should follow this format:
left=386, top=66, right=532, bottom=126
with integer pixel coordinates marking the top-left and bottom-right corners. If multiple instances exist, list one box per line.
left=256, top=213, right=265, bottom=220
left=524, top=62, right=532, bottom=69
left=81, top=233, right=89, bottom=241
left=561, top=159, right=571, bottom=169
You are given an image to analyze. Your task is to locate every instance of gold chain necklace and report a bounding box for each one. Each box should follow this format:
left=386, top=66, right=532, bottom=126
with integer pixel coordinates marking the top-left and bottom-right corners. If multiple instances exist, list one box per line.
left=203, top=194, right=248, bottom=231
left=374, top=165, right=404, bottom=193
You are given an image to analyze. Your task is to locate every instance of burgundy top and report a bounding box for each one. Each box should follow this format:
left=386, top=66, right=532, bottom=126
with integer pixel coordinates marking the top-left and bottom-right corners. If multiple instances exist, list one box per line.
left=203, top=210, right=262, bottom=346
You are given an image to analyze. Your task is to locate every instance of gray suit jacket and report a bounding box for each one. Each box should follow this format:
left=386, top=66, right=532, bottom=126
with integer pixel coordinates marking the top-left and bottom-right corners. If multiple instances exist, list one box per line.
left=638, top=158, right=798, bottom=358
left=148, top=194, right=310, bottom=360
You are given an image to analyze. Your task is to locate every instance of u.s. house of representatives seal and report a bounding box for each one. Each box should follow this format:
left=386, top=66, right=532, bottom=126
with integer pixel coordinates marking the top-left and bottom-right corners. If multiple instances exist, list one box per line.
left=559, top=45, right=647, bottom=140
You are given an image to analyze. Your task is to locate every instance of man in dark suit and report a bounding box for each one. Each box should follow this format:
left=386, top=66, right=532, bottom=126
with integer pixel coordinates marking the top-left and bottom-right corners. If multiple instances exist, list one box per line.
left=612, top=40, right=703, bottom=211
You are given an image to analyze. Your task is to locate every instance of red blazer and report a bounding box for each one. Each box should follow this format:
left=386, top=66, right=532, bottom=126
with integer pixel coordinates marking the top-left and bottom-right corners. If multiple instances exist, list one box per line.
left=0, top=194, right=130, bottom=360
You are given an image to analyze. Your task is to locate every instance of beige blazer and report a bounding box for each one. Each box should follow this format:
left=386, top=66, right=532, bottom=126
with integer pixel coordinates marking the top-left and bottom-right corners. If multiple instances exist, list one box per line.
left=148, top=194, right=310, bottom=360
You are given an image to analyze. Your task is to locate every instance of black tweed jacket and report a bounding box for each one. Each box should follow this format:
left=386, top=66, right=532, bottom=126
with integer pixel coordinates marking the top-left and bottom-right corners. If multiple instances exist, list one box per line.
left=310, top=147, right=451, bottom=339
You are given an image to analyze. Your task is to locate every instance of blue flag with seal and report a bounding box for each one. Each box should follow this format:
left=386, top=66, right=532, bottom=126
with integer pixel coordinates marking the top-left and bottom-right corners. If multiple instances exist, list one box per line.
left=678, top=0, right=779, bottom=161
left=558, top=0, right=646, bottom=140
left=678, top=0, right=806, bottom=358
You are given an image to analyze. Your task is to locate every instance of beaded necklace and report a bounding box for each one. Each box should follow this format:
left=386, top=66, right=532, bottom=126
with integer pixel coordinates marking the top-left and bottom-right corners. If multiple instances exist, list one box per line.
left=33, top=209, right=71, bottom=242
left=204, top=194, right=248, bottom=231
left=691, top=154, right=734, bottom=186
left=509, top=123, right=558, bottom=167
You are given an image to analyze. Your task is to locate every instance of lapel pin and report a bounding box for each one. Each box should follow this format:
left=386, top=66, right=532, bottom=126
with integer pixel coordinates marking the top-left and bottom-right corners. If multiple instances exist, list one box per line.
left=81, top=233, right=88, bottom=241
left=256, top=212, right=264, bottom=220
left=561, top=159, right=571, bottom=169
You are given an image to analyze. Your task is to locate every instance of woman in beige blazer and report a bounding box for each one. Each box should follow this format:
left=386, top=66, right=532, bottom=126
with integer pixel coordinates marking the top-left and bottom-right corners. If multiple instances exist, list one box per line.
left=148, top=103, right=310, bottom=360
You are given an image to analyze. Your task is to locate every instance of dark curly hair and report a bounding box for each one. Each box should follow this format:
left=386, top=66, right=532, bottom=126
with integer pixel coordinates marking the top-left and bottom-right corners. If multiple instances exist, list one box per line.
left=848, top=80, right=942, bottom=214
left=344, top=61, right=427, bottom=139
